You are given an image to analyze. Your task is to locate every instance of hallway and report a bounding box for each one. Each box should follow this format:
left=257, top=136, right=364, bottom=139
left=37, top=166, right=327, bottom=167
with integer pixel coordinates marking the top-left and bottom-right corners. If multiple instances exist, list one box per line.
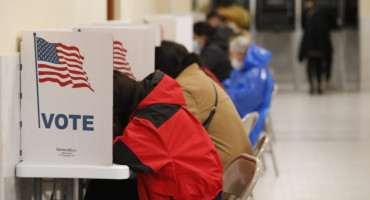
left=253, top=92, right=370, bottom=200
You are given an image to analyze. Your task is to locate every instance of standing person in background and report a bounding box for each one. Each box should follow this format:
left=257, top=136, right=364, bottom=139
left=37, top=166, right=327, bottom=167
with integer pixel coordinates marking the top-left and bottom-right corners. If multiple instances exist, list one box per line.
left=299, top=0, right=338, bottom=94
left=223, top=36, right=274, bottom=147
left=156, top=41, right=253, bottom=168
left=193, top=22, right=232, bottom=82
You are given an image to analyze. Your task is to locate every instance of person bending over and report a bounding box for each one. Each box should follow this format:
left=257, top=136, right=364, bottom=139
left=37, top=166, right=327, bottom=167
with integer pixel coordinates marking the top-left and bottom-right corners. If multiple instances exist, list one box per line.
left=156, top=41, right=253, bottom=168
left=86, top=71, right=223, bottom=200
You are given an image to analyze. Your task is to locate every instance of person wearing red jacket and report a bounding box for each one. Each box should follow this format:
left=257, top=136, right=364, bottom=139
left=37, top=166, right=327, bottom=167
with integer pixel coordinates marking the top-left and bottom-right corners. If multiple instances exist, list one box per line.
left=102, top=71, right=223, bottom=200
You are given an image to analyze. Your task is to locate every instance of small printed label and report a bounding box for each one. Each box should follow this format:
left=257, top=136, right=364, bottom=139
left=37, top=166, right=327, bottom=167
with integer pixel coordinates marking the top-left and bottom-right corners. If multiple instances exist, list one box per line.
left=56, top=147, right=77, bottom=157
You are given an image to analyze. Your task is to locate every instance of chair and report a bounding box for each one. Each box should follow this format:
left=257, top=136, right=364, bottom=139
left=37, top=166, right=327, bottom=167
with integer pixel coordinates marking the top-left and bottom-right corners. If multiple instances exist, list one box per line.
left=223, top=154, right=260, bottom=200
left=253, top=134, right=279, bottom=177
left=241, top=112, right=259, bottom=136
left=264, top=84, right=278, bottom=142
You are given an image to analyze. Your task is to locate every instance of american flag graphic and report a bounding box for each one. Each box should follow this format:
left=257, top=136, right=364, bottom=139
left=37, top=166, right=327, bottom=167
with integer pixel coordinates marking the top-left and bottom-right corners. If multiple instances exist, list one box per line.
left=36, top=37, right=94, bottom=92
left=113, top=41, right=135, bottom=79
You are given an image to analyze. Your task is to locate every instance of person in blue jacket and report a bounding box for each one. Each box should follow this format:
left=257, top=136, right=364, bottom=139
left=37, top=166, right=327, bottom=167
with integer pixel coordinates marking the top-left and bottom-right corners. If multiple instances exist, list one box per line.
left=223, top=36, right=274, bottom=147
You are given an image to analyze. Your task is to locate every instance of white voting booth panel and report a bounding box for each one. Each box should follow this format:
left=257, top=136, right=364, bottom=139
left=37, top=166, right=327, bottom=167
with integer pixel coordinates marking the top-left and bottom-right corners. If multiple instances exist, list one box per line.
left=17, top=31, right=129, bottom=181
left=20, top=31, right=113, bottom=166
left=0, top=53, right=33, bottom=200
left=75, top=26, right=155, bottom=81
left=95, top=21, right=161, bottom=47
left=144, top=14, right=193, bottom=52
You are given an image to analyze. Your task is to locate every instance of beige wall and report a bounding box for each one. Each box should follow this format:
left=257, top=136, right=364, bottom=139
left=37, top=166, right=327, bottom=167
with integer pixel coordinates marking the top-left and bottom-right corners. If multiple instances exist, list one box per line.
left=119, top=0, right=157, bottom=22
left=171, top=0, right=192, bottom=14
left=360, top=0, right=370, bottom=90
left=115, top=0, right=192, bottom=22
left=0, top=0, right=107, bottom=56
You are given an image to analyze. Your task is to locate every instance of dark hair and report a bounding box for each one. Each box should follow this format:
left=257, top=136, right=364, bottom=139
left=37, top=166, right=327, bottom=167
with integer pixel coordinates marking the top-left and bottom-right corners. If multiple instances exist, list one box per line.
left=161, top=40, right=189, bottom=62
left=206, top=10, right=225, bottom=21
left=193, top=22, right=215, bottom=37
left=157, top=41, right=203, bottom=78
left=155, top=46, right=182, bottom=78
left=180, top=53, right=203, bottom=69
left=113, top=70, right=144, bottom=139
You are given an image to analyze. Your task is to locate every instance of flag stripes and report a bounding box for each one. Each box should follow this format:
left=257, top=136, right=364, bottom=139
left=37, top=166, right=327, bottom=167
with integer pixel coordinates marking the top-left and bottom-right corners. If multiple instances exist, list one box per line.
left=36, top=38, right=94, bottom=92
left=113, top=41, right=135, bottom=79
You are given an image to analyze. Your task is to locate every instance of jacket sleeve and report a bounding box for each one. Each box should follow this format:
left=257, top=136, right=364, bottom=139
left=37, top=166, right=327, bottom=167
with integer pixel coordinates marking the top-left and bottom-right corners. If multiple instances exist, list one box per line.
left=113, top=117, right=171, bottom=173
left=226, top=68, right=266, bottom=115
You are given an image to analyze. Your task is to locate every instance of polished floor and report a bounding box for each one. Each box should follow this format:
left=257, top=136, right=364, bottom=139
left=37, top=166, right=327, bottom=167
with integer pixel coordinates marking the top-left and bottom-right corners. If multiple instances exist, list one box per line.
left=253, top=91, right=370, bottom=200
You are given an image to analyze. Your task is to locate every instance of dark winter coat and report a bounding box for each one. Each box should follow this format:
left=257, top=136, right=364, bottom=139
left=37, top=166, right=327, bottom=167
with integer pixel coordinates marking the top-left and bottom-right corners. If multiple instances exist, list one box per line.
left=299, top=7, right=337, bottom=61
left=201, top=41, right=232, bottom=82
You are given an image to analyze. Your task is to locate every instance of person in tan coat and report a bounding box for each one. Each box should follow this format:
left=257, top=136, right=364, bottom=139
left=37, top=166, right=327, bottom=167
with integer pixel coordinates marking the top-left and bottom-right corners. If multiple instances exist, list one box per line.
left=155, top=41, right=253, bottom=167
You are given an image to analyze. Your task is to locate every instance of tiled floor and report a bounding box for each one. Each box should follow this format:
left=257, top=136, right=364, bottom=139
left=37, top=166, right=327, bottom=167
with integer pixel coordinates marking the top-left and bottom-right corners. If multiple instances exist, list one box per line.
left=253, top=91, right=370, bottom=200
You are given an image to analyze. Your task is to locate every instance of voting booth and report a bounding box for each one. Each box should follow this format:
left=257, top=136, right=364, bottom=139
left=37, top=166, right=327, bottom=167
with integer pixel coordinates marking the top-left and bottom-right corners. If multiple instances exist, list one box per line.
left=13, top=31, right=131, bottom=200
left=20, top=31, right=113, bottom=166
left=144, top=14, right=193, bottom=52
left=95, top=21, right=161, bottom=47
left=9, top=25, right=157, bottom=199
left=75, top=26, right=155, bottom=81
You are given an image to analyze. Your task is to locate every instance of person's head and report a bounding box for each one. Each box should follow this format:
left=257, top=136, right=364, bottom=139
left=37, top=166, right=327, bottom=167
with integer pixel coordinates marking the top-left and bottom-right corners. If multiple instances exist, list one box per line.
left=156, top=41, right=203, bottom=78
left=113, top=70, right=144, bottom=139
left=161, top=40, right=189, bottom=62
left=206, top=11, right=225, bottom=27
left=305, top=0, right=315, bottom=9
left=193, top=22, right=214, bottom=51
left=155, top=46, right=182, bottom=78
left=229, top=36, right=251, bottom=69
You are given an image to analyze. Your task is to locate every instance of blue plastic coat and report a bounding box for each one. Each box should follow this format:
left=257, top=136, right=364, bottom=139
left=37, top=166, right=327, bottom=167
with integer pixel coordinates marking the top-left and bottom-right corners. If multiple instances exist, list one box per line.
left=223, top=43, right=274, bottom=147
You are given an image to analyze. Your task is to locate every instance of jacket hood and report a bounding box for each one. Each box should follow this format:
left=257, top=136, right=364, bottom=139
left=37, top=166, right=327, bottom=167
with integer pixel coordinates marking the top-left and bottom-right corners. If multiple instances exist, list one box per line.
left=242, top=43, right=272, bottom=71
left=137, top=72, right=187, bottom=110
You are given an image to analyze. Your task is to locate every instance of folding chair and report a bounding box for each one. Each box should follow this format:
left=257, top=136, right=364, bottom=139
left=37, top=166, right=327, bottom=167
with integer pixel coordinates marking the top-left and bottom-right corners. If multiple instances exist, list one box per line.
left=223, top=154, right=261, bottom=200
left=241, top=112, right=259, bottom=136
left=253, top=135, right=279, bottom=177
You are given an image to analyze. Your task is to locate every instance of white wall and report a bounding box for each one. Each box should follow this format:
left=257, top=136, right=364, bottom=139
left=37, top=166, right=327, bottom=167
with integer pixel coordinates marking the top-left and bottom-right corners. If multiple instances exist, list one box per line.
left=0, top=0, right=107, bottom=55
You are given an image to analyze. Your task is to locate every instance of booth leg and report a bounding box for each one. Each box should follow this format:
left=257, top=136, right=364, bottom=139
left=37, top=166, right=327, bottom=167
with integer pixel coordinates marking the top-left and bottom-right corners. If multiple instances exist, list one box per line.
left=65, top=179, right=74, bottom=200
left=74, top=179, right=79, bottom=200
left=34, top=178, right=42, bottom=200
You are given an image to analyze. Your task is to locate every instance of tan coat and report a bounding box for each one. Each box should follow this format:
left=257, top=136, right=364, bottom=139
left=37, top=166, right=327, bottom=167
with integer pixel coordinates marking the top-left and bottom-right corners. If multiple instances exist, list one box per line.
left=176, top=63, right=253, bottom=167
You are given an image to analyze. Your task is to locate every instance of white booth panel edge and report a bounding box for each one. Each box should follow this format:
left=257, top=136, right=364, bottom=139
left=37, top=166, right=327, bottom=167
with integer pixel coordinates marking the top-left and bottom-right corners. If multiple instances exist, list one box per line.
left=16, top=162, right=130, bottom=179
left=0, top=53, right=30, bottom=200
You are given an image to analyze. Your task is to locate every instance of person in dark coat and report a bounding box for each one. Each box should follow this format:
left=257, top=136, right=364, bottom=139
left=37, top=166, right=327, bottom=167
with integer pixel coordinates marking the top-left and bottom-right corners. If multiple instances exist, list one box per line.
left=299, top=1, right=338, bottom=94
left=193, top=22, right=232, bottom=82
left=207, top=11, right=235, bottom=52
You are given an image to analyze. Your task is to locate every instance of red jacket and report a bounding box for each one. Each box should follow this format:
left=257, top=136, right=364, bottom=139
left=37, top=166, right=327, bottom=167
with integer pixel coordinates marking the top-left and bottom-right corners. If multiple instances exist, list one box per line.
left=113, top=72, right=223, bottom=200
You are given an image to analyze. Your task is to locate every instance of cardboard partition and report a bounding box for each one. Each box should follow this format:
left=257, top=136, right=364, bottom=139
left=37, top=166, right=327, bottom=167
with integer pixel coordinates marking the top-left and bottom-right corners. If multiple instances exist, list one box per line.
left=144, top=14, right=193, bottom=52
left=75, top=26, right=155, bottom=81
left=20, top=31, right=113, bottom=166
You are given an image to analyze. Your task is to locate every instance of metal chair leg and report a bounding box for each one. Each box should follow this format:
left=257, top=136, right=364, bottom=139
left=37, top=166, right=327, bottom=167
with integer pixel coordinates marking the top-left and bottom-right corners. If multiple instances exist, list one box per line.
left=265, top=113, right=276, bottom=143
left=249, top=192, right=255, bottom=200
left=268, top=141, right=279, bottom=177
left=261, top=154, right=267, bottom=173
